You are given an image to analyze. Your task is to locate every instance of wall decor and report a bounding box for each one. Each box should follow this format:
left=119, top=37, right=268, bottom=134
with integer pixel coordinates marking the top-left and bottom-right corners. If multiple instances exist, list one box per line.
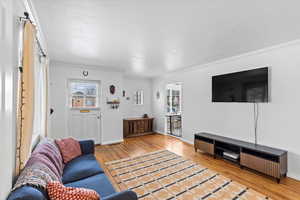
left=156, top=91, right=160, bottom=99
left=122, top=90, right=126, bottom=97
left=82, top=70, right=89, bottom=77
left=109, top=85, right=116, bottom=95
left=106, top=97, right=120, bottom=109
left=134, top=90, right=144, bottom=105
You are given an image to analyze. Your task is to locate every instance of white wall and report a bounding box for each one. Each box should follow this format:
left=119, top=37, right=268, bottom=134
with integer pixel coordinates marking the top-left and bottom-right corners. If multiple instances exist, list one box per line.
left=123, top=77, right=153, bottom=118
left=49, top=61, right=125, bottom=144
left=152, top=40, right=300, bottom=180
left=0, top=0, right=31, bottom=197
left=49, top=62, right=155, bottom=144
left=0, top=0, right=34, bottom=197
left=0, top=0, right=15, bottom=198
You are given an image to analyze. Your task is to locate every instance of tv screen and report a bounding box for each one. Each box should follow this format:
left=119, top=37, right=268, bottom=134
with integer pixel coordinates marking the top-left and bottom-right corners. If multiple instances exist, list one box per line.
left=212, top=67, right=268, bottom=102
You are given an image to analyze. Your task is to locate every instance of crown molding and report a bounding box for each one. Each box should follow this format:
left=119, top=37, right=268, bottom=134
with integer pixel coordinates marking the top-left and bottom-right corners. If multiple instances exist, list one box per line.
left=158, top=39, right=300, bottom=79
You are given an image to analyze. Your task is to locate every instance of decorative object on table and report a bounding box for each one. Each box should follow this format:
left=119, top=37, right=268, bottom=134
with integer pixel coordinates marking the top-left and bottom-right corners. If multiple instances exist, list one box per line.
left=105, top=150, right=271, bottom=200
left=143, top=114, right=148, bottom=118
left=122, top=90, right=126, bottom=97
left=109, top=85, right=116, bottom=95
left=82, top=70, right=89, bottom=77
left=156, top=91, right=160, bottom=99
left=106, top=97, right=120, bottom=109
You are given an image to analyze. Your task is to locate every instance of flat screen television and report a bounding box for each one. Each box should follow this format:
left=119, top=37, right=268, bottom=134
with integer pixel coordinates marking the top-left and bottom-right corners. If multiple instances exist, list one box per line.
left=212, top=67, right=268, bottom=102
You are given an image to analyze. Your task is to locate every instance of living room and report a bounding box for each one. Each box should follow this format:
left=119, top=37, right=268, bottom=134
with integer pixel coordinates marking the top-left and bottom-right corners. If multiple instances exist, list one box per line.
left=1, top=0, right=300, bottom=200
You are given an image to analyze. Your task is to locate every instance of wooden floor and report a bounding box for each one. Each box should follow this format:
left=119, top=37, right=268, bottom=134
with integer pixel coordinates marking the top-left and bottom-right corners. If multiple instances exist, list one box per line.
left=95, top=134, right=300, bottom=200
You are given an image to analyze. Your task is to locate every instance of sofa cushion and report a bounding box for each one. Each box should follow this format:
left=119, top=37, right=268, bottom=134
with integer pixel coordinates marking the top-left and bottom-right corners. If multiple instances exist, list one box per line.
left=79, top=140, right=95, bottom=155
left=55, top=138, right=82, bottom=164
left=66, top=173, right=115, bottom=198
left=47, top=181, right=99, bottom=200
left=62, top=154, right=104, bottom=184
left=7, top=186, right=47, bottom=200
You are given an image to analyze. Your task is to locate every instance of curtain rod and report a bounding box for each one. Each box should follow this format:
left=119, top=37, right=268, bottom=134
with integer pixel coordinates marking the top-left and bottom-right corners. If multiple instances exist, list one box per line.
left=20, top=12, right=47, bottom=58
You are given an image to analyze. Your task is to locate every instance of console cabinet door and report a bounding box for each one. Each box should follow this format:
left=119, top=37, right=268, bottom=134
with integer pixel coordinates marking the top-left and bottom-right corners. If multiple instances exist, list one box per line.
left=241, top=153, right=280, bottom=178
left=195, top=140, right=214, bottom=155
left=123, top=118, right=153, bottom=138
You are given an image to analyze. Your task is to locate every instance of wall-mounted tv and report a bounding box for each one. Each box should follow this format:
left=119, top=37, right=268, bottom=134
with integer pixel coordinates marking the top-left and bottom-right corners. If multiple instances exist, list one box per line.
left=212, top=67, right=268, bottom=102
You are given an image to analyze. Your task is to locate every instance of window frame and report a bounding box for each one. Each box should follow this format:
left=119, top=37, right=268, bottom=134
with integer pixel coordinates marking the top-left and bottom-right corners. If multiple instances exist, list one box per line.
left=134, top=90, right=144, bottom=105
left=68, top=79, right=101, bottom=109
left=166, top=84, right=182, bottom=114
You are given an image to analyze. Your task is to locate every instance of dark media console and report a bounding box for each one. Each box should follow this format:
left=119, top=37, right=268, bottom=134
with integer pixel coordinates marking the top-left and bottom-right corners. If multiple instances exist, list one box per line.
left=194, top=132, right=287, bottom=183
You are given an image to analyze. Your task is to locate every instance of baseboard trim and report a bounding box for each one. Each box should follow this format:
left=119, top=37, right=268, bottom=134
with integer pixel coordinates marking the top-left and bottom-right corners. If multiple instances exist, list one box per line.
left=156, top=131, right=194, bottom=146
left=286, top=172, right=300, bottom=182
left=155, top=130, right=166, bottom=135
left=181, top=138, right=194, bottom=145
left=101, top=139, right=124, bottom=145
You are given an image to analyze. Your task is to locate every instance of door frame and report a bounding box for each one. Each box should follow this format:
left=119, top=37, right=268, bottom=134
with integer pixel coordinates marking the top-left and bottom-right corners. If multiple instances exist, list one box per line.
left=164, top=82, right=183, bottom=137
left=65, top=78, right=102, bottom=144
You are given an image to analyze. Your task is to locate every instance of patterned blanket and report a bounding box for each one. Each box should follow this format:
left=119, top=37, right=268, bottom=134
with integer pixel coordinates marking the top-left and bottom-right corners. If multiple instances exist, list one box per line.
left=12, top=163, right=60, bottom=190
left=13, top=138, right=64, bottom=191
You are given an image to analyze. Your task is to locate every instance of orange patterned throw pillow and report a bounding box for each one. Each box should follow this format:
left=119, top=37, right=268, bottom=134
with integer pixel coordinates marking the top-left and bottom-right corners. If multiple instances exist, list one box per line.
left=47, top=181, right=100, bottom=200
left=55, top=137, right=82, bottom=163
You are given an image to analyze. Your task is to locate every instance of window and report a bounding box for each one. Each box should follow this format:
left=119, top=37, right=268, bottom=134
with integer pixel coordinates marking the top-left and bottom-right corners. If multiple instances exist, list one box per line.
left=166, top=84, right=182, bottom=114
left=69, top=80, right=99, bottom=108
left=33, top=53, right=46, bottom=143
left=134, top=90, right=144, bottom=105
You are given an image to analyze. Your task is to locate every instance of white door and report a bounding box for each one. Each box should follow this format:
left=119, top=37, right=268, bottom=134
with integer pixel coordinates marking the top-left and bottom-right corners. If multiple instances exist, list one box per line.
left=67, top=80, right=102, bottom=144
left=68, top=110, right=101, bottom=144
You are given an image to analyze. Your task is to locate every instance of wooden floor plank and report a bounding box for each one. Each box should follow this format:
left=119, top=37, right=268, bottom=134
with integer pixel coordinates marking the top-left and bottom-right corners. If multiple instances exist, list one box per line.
left=95, top=134, right=300, bottom=200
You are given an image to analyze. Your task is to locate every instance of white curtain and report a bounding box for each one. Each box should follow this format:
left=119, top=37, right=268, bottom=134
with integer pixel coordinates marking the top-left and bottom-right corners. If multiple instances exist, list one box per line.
left=33, top=55, right=49, bottom=139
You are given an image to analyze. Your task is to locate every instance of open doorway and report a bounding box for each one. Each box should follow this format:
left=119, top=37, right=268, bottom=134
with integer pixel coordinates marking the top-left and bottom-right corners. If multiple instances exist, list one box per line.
left=165, top=83, right=182, bottom=137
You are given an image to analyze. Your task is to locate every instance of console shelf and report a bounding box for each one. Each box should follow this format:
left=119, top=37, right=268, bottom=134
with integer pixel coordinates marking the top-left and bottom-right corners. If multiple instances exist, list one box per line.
left=194, top=132, right=288, bottom=183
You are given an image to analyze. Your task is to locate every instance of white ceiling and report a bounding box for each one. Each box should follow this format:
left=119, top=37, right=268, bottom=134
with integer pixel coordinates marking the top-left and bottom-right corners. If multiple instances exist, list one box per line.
left=32, top=0, right=300, bottom=77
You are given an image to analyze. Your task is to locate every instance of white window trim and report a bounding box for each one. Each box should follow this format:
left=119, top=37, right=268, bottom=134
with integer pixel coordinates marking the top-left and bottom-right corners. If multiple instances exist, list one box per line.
left=166, top=85, right=182, bottom=114
left=134, top=90, right=144, bottom=105
left=68, top=79, right=101, bottom=109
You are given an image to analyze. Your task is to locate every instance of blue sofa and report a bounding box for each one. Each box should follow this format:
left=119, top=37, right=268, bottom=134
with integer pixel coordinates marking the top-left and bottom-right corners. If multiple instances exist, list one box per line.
left=7, top=140, right=138, bottom=200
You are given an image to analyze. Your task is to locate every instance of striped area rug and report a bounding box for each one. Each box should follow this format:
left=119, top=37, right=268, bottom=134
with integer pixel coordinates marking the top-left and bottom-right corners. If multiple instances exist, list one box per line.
left=105, top=150, right=271, bottom=200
